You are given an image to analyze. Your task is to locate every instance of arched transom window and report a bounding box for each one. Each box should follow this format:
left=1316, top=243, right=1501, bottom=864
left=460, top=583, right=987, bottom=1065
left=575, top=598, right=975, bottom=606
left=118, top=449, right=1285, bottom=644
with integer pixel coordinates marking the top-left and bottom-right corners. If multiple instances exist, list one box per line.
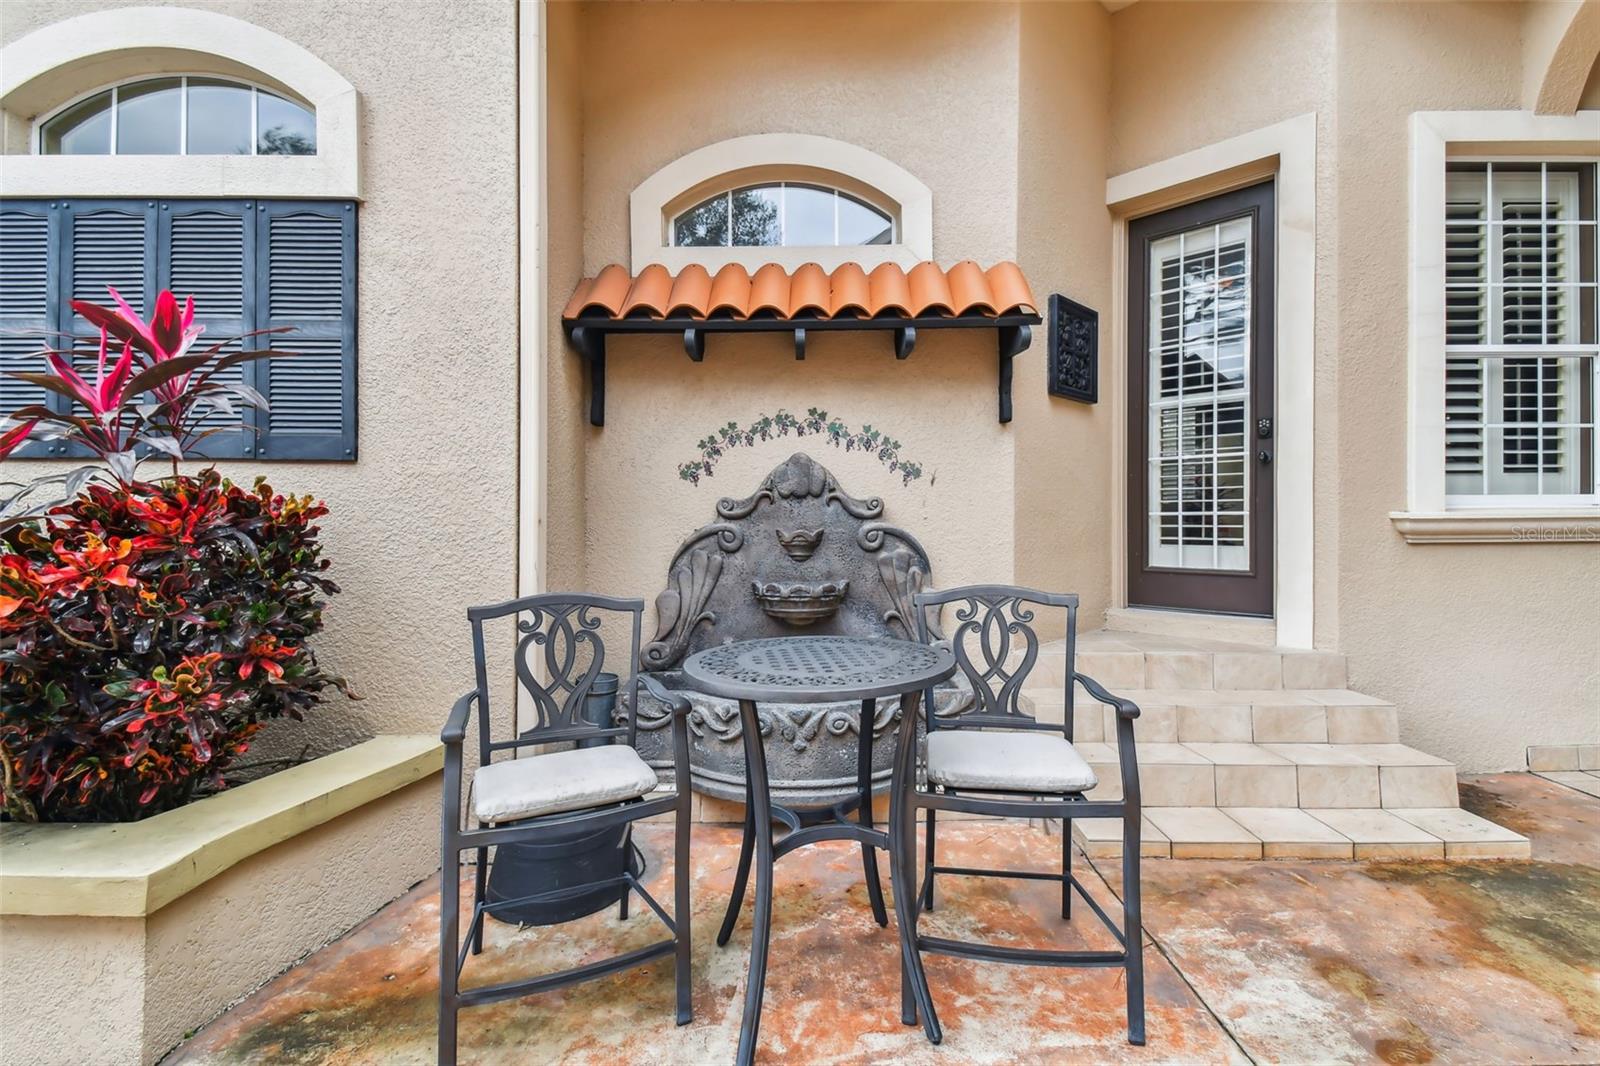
left=671, top=182, right=894, bottom=248
left=38, top=76, right=315, bottom=156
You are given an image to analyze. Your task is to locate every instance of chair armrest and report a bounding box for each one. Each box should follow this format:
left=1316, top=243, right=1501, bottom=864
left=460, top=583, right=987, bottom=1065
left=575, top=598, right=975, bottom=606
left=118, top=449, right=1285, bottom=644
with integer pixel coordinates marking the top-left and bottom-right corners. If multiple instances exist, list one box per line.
left=1074, top=672, right=1140, bottom=720
left=637, top=673, right=692, bottom=718
left=441, top=690, right=479, bottom=745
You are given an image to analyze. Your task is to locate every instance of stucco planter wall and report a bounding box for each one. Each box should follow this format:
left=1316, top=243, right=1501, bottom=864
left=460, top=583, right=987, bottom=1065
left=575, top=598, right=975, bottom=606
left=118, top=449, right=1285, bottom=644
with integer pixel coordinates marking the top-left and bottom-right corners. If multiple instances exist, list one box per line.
left=0, top=735, right=441, bottom=1066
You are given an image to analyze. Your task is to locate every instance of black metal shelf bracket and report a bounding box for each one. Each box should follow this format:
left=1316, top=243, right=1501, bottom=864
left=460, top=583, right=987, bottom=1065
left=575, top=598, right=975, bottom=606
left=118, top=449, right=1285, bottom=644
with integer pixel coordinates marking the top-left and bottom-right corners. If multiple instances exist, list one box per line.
left=563, top=312, right=1039, bottom=428
left=997, top=323, right=1032, bottom=424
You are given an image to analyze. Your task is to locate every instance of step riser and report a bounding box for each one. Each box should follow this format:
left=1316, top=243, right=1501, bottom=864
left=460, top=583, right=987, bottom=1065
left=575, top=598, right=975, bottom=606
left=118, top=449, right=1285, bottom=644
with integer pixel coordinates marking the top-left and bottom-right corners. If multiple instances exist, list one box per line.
left=1023, top=648, right=1348, bottom=692
left=1073, top=759, right=1460, bottom=810
left=1024, top=692, right=1400, bottom=746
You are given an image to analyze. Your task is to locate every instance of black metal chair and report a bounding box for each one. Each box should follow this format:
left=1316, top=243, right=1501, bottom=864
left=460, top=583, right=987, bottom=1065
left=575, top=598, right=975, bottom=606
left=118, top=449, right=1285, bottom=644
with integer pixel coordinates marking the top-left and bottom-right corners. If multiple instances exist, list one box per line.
left=438, top=594, right=693, bottom=1065
left=899, top=584, right=1145, bottom=1046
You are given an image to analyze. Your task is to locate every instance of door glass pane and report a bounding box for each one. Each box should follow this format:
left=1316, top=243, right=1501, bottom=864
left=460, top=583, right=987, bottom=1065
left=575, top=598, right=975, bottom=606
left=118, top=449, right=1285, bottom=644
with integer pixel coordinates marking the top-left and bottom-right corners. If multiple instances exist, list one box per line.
left=42, top=90, right=113, bottom=154
left=1147, top=216, right=1253, bottom=571
left=116, top=78, right=181, bottom=154
left=256, top=90, right=316, bottom=155
left=187, top=78, right=253, bottom=155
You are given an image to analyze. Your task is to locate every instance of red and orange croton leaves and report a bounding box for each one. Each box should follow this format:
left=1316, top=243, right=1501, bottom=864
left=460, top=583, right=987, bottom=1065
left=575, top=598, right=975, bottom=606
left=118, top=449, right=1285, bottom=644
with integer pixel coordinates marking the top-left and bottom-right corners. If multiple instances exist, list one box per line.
left=0, top=470, right=350, bottom=823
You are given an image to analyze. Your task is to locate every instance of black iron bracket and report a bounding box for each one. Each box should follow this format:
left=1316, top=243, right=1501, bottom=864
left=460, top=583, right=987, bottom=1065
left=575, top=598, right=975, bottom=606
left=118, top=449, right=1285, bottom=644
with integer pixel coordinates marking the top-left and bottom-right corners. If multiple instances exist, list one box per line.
left=563, top=312, right=1040, bottom=427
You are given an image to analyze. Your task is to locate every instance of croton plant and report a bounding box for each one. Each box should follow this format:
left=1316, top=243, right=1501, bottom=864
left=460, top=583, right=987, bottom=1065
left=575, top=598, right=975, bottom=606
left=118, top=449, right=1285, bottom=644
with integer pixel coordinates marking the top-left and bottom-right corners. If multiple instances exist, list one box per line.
left=0, top=289, right=349, bottom=823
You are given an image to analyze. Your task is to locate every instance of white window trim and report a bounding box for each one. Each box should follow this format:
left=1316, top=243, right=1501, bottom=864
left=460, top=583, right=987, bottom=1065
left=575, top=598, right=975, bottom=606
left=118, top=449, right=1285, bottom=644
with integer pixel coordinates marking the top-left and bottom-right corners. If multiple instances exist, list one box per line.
left=1106, top=112, right=1318, bottom=650
left=629, top=133, right=932, bottom=272
left=0, top=6, right=359, bottom=199
left=33, top=74, right=315, bottom=157
left=1397, top=110, right=1600, bottom=541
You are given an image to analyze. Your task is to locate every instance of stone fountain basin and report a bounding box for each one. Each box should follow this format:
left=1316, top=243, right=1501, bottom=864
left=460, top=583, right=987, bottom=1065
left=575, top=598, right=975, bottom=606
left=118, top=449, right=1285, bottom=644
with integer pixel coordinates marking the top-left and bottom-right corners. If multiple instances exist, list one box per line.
left=628, top=670, right=973, bottom=810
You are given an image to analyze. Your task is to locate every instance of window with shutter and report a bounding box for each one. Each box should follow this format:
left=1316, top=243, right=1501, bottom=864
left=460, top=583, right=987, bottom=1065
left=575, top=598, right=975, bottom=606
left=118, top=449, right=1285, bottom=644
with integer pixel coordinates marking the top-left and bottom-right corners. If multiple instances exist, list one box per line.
left=1443, top=161, right=1597, bottom=505
left=0, top=197, right=357, bottom=462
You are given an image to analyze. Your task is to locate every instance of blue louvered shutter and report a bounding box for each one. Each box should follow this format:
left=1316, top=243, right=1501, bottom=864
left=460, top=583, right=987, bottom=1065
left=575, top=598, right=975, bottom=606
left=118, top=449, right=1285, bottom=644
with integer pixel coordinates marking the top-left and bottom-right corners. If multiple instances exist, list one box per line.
left=60, top=199, right=158, bottom=458
left=256, top=201, right=357, bottom=460
left=0, top=201, right=56, bottom=457
left=0, top=197, right=355, bottom=462
left=159, top=200, right=256, bottom=459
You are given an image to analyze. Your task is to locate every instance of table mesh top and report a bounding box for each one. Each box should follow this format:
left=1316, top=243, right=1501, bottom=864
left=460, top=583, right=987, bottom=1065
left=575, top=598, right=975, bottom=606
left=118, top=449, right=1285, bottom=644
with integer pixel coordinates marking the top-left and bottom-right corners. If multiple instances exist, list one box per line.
left=682, top=636, right=951, bottom=701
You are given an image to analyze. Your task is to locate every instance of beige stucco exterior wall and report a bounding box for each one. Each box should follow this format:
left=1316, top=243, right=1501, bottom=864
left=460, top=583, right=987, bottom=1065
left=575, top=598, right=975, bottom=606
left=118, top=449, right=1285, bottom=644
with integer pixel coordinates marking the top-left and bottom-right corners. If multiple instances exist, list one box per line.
left=545, top=0, right=587, bottom=595
left=566, top=2, right=1023, bottom=629
left=1014, top=1, right=1115, bottom=633
left=0, top=0, right=521, bottom=757
left=1330, top=1, right=1600, bottom=771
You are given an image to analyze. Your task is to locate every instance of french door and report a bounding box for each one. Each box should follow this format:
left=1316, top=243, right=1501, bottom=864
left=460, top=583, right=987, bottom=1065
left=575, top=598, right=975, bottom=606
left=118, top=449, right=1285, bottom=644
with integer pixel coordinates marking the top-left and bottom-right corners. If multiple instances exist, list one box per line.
left=1126, top=182, right=1275, bottom=617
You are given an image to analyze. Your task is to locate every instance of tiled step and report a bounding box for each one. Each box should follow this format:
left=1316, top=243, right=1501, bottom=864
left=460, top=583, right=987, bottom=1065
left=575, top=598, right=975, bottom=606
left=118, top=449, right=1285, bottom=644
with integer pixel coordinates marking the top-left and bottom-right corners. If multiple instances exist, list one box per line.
left=1058, top=740, right=1461, bottom=809
left=1024, top=632, right=1348, bottom=692
left=1022, top=687, right=1398, bottom=745
left=1534, top=770, right=1600, bottom=799
left=1069, top=805, right=1531, bottom=861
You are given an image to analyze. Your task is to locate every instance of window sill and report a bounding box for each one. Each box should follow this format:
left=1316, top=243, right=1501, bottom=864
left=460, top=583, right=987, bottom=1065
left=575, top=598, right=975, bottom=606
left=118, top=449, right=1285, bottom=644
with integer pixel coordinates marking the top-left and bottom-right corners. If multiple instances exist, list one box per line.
left=1388, top=510, right=1600, bottom=544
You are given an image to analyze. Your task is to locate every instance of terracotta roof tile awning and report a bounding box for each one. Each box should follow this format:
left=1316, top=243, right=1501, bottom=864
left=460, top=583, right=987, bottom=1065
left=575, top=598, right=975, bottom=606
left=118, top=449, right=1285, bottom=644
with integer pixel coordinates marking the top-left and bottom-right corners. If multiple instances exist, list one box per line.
left=561, top=260, right=1042, bottom=429
left=562, top=260, right=1037, bottom=322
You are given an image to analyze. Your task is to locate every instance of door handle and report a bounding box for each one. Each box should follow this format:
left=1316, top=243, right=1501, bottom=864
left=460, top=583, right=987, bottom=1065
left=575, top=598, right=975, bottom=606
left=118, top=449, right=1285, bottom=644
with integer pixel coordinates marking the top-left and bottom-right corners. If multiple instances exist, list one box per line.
left=1258, top=450, right=1272, bottom=465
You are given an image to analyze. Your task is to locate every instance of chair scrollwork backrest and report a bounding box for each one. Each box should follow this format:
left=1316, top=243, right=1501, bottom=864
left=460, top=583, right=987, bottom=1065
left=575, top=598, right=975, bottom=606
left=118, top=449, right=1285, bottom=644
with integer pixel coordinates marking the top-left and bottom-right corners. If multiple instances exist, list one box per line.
left=914, top=584, right=1079, bottom=738
left=466, top=593, right=645, bottom=760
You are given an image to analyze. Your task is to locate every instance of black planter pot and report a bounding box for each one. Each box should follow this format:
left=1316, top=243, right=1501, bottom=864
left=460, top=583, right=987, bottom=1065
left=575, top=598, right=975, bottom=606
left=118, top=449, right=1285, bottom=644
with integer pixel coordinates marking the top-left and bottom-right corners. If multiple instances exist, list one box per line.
left=484, top=819, right=641, bottom=926
left=484, top=672, right=641, bottom=926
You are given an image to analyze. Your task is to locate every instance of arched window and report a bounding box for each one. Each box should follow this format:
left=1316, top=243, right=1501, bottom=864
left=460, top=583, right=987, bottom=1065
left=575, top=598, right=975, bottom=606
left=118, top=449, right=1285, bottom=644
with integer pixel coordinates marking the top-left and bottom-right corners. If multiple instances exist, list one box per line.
left=631, top=134, right=933, bottom=271
left=38, top=76, right=315, bottom=156
left=671, top=182, right=894, bottom=248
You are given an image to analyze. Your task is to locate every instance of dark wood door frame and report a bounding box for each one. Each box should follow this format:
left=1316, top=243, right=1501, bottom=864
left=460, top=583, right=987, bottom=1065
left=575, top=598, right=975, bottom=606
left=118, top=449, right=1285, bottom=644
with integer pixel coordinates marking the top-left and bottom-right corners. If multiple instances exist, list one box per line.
left=1125, top=181, right=1276, bottom=617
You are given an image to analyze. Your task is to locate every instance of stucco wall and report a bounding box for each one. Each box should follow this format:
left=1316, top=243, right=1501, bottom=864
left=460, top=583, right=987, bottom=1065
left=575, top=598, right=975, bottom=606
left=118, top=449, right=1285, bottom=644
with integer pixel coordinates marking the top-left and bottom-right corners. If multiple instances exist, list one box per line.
left=567, top=2, right=1024, bottom=628
left=1015, top=1, right=1115, bottom=634
left=1330, top=0, right=1600, bottom=770
left=0, top=0, right=521, bottom=757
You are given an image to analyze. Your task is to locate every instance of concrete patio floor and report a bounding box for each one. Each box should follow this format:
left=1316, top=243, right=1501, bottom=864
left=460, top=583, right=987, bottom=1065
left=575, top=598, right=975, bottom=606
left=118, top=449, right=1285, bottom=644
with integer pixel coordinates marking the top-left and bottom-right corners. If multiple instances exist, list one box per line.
left=169, top=772, right=1600, bottom=1065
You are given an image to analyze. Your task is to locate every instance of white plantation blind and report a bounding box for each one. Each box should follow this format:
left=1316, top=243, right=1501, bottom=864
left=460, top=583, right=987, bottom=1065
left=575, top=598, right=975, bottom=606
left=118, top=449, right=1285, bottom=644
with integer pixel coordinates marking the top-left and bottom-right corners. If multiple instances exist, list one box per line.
left=1443, top=162, right=1597, bottom=503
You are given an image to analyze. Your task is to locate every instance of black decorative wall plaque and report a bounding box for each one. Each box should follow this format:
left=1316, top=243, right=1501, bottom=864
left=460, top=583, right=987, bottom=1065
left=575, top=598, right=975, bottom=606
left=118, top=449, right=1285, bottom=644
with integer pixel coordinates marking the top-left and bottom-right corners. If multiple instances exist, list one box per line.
left=1047, top=293, right=1098, bottom=404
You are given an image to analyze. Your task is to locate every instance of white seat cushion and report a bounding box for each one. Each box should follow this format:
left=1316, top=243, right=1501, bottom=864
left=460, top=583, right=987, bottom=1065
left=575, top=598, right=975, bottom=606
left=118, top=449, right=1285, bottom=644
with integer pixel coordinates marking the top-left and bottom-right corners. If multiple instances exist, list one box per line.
left=471, top=745, right=660, bottom=823
left=925, top=730, right=1098, bottom=793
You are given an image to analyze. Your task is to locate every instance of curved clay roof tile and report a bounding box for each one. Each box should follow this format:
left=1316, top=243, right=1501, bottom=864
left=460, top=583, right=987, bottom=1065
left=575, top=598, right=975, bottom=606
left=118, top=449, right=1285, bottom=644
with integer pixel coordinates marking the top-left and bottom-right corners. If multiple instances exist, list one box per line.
left=571, top=264, right=633, bottom=317
left=946, top=260, right=997, bottom=315
left=664, top=263, right=713, bottom=318
left=707, top=264, right=753, bottom=317
left=827, top=262, right=872, bottom=317
left=748, top=263, right=792, bottom=318
left=907, top=261, right=955, bottom=317
left=620, top=263, right=673, bottom=318
left=788, top=263, right=831, bottom=317
left=985, top=261, right=1038, bottom=315
left=866, top=262, right=913, bottom=317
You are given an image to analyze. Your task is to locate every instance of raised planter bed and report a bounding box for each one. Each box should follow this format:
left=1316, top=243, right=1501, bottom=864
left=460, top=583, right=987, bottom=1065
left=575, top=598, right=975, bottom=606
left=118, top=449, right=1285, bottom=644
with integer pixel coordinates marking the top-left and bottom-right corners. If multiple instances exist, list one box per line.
left=0, top=735, right=441, bottom=1066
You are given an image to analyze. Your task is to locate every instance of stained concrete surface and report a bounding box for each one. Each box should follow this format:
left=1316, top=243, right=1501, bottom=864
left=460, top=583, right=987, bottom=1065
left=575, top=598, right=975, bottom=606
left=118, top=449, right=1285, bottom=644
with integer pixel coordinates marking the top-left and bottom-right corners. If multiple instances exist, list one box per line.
left=169, top=774, right=1598, bottom=1064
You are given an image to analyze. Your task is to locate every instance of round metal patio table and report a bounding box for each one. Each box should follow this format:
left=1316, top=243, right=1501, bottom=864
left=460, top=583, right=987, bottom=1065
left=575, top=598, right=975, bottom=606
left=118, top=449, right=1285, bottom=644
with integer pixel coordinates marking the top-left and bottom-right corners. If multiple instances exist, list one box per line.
left=681, top=635, right=956, bottom=1066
